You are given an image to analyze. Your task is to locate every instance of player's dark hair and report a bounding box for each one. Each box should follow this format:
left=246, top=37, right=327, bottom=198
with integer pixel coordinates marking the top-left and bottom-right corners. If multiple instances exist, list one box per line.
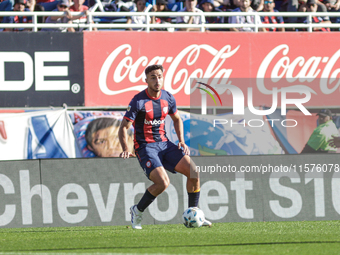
left=85, top=118, right=119, bottom=147
left=145, top=64, right=164, bottom=76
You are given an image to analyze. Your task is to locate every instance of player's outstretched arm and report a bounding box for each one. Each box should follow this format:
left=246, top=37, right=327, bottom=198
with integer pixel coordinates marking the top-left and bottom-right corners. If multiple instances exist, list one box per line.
left=118, top=119, right=134, bottom=159
left=170, top=112, right=190, bottom=155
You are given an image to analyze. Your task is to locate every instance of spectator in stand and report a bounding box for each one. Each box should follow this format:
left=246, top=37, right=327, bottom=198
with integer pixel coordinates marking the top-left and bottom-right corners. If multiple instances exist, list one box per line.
left=279, top=0, right=298, bottom=24
left=216, top=0, right=263, bottom=11
left=324, top=0, right=340, bottom=28
left=199, top=0, right=224, bottom=30
left=199, top=0, right=221, bottom=7
left=0, top=0, right=13, bottom=25
left=251, top=0, right=264, bottom=11
left=297, top=0, right=308, bottom=25
left=316, top=0, right=328, bottom=12
left=176, top=0, right=205, bottom=31
left=218, top=0, right=241, bottom=10
left=126, top=0, right=151, bottom=31
left=302, top=0, right=331, bottom=31
left=325, top=0, right=340, bottom=11
left=69, top=0, right=97, bottom=31
left=280, top=0, right=327, bottom=25
left=34, top=3, right=45, bottom=26
left=26, top=0, right=34, bottom=10
left=228, top=0, right=265, bottom=31
left=35, top=0, right=58, bottom=11
left=261, top=0, right=285, bottom=31
left=0, top=0, right=14, bottom=12
left=150, top=0, right=173, bottom=31
left=41, top=0, right=76, bottom=32
left=2, top=0, right=33, bottom=31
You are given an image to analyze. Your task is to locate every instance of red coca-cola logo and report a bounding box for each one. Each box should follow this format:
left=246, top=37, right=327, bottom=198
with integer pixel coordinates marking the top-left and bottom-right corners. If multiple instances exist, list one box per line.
left=98, top=44, right=239, bottom=96
left=257, top=44, right=340, bottom=96
left=84, top=32, right=340, bottom=107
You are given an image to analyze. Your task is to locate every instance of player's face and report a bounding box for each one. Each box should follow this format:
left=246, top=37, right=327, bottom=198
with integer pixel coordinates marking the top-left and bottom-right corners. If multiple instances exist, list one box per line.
left=146, top=69, right=164, bottom=94
left=88, top=126, right=121, bottom=157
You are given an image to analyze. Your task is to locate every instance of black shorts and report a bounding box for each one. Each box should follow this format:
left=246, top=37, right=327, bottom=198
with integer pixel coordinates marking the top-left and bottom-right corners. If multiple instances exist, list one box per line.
left=135, top=141, right=185, bottom=179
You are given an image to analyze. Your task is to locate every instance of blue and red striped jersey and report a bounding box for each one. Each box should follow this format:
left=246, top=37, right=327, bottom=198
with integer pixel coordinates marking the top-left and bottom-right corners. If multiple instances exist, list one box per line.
left=124, top=89, right=178, bottom=149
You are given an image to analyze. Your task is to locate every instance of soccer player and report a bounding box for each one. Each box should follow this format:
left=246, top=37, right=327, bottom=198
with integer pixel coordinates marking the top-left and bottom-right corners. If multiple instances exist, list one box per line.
left=118, top=64, right=211, bottom=229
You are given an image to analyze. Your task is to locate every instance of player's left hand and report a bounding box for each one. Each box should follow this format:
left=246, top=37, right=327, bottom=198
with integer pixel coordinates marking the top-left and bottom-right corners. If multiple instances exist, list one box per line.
left=178, top=142, right=190, bottom=155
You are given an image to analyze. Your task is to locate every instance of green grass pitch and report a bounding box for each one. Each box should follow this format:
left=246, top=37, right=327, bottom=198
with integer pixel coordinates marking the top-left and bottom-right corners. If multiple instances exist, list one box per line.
left=0, top=221, right=339, bottom=254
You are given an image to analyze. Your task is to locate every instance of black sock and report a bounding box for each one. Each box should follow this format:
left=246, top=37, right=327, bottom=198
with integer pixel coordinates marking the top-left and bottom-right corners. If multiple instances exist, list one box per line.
left=188, top=191, right=200, bottom=207
left=137, top=189, right=156, bottom=212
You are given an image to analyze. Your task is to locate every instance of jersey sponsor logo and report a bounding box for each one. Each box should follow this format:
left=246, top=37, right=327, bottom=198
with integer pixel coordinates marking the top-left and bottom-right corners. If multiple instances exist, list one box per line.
left=127, top=105, right=131, bottom=111
left=163, top=106, right=168, bottom=114
left=144, top=119, right=165, bottom=125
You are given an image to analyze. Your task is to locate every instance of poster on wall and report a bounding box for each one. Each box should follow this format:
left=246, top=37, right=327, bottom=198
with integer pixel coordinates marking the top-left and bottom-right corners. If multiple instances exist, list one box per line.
left=0, top=109, right=78, bottom=160
left=0, top=107, right=339, bottom=160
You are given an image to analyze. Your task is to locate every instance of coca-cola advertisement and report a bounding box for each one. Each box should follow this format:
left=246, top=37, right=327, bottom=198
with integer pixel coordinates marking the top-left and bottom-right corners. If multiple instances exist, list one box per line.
left=83, top=32, right=340, bottom=108
left=83, top=32, right=340, bottom=155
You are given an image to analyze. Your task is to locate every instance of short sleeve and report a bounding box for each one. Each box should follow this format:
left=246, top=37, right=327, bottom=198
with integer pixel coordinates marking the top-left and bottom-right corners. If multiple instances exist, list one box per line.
left=124, top=97, right=139, bottom=122
left=168, top=93, right=177, bottom=115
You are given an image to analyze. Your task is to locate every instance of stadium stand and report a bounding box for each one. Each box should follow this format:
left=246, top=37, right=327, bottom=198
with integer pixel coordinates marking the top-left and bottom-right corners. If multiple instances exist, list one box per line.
left=0, top=0, right=340, bottom=31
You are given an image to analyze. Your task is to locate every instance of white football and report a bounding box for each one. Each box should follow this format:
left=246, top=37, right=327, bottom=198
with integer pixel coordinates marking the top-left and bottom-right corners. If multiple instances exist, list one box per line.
left=182, top=207, right=205, bottom=228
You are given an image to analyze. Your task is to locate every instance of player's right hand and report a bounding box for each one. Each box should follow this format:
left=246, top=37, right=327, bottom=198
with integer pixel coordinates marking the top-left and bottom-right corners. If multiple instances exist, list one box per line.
left=120, top=151, right=134, bottom=159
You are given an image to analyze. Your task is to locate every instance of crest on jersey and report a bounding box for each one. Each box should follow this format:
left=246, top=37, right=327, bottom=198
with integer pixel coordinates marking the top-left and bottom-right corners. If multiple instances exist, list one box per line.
left=127, top=105, right=131, bottom=112
left=146, top=160, right=151, bottom=168
left=163, top=106, right=168, bottom=114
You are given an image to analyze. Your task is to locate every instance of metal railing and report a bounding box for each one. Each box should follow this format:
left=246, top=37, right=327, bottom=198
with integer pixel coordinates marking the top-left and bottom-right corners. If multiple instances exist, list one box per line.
left=0, top=10, right=339, bottom=32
